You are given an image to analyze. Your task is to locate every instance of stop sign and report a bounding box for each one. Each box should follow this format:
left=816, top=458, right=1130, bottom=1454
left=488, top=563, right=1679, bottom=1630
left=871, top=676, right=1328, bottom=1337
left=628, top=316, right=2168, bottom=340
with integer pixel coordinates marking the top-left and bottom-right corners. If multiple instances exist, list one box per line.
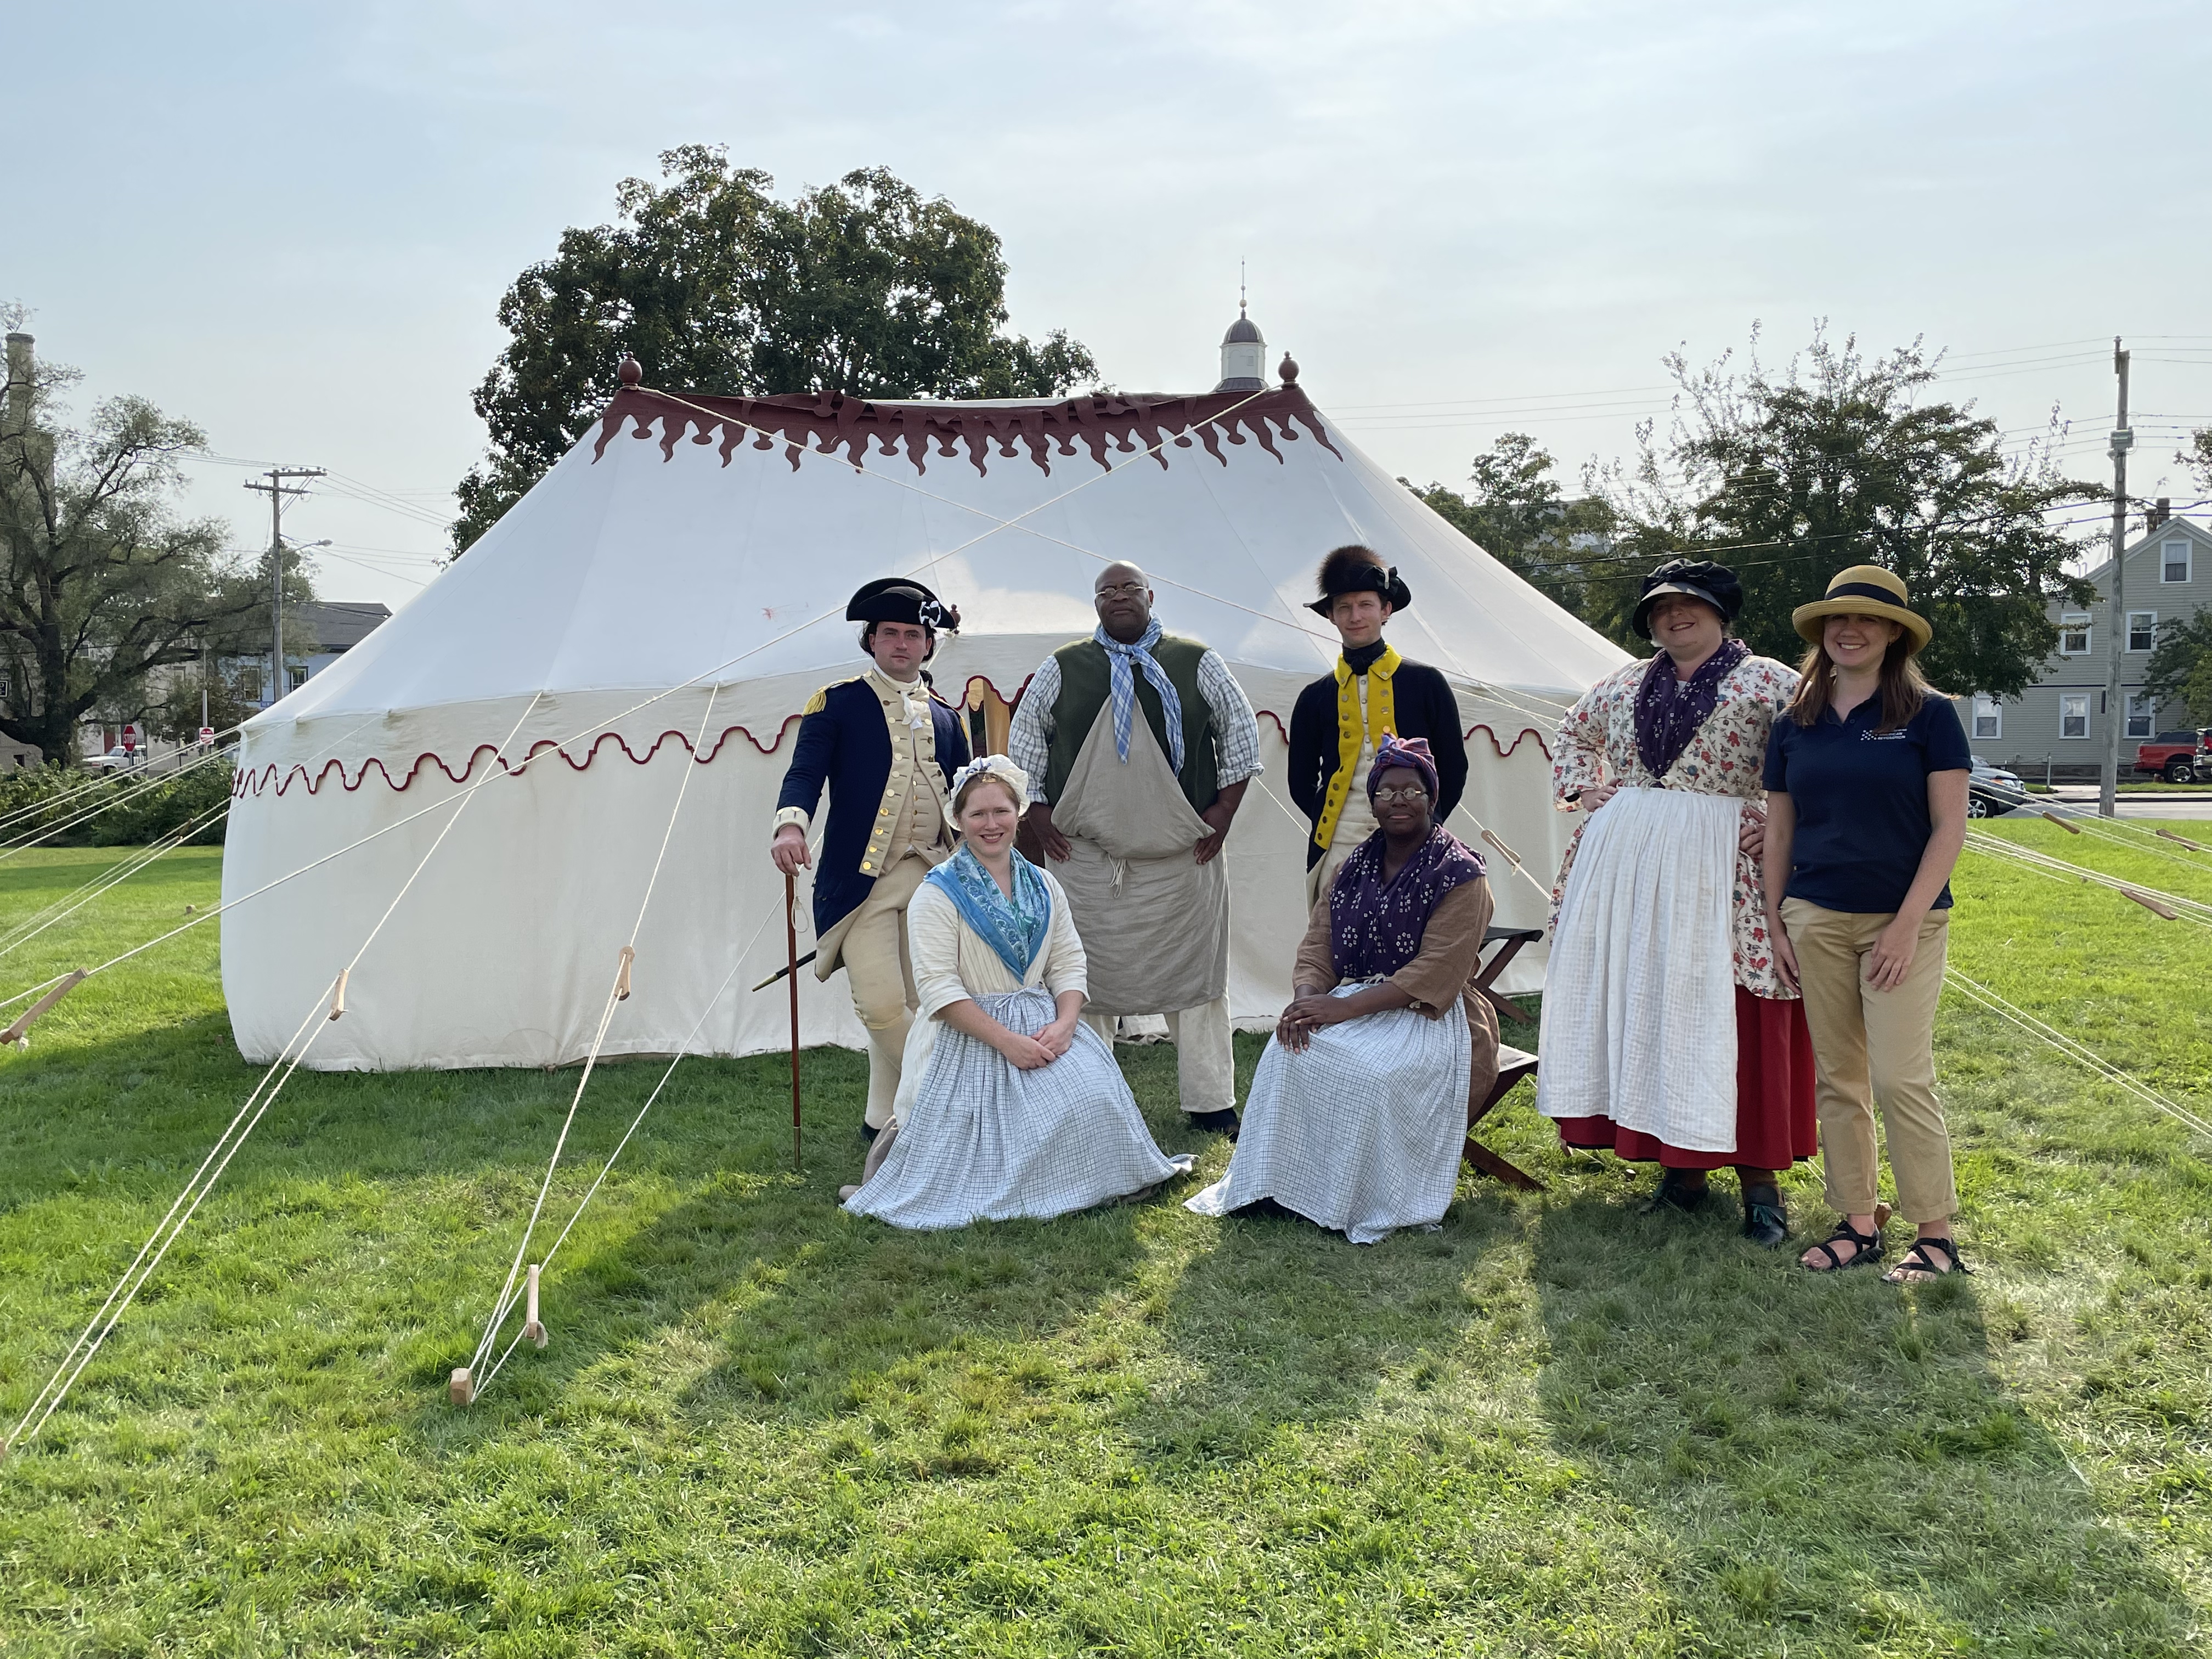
left=121, top=723, right=137, bottom=753
left=198, top=726, right=216, bottom=747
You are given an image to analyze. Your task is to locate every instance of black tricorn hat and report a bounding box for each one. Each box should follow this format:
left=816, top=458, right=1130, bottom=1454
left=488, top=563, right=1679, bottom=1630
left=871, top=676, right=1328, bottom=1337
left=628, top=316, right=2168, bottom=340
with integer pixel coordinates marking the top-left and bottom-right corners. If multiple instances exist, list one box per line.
left=1630, top=558, right=1742, bottom=640
left=1306, top=545, right=1413, bottom=617
left=847, top=578, right=958, bottom=632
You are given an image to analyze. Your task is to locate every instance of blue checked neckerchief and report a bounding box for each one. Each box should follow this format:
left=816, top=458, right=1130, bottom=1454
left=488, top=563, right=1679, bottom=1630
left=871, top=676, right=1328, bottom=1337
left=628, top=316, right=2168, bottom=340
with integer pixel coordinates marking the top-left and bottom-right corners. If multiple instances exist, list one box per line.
left=924, top=843, right=1053, bottom=981
left=1094, top=619, right=1186, bottom=773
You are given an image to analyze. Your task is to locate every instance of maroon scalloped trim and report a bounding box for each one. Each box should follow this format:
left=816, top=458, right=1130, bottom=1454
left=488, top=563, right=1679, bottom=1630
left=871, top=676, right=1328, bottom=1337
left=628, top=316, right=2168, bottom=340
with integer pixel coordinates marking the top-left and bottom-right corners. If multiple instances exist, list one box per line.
left=233, top=685, right=1552, bottom=800
left=589, top=385, right=1344, bottom=479
left=231, top=717, right=804, bottom=799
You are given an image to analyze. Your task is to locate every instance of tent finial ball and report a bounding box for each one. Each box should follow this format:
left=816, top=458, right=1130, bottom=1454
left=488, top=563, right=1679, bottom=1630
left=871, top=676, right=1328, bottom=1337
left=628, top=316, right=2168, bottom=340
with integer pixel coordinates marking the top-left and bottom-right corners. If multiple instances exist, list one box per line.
left=617, top=356, right=642, bottom=387
left=1278, top=353, right=1299, bottom=385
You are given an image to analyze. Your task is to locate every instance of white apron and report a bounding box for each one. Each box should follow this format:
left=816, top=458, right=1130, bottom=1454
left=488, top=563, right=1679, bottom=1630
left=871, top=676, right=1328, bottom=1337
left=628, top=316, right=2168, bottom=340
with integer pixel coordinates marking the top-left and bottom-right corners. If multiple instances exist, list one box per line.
left=1535, top=787, right=1741, bottom=1153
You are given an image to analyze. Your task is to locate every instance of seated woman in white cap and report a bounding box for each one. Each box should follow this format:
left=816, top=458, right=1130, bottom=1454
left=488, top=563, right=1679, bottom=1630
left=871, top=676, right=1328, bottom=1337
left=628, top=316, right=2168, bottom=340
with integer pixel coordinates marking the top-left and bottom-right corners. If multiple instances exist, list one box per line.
left=842, top=756, right=1192, bottom=1230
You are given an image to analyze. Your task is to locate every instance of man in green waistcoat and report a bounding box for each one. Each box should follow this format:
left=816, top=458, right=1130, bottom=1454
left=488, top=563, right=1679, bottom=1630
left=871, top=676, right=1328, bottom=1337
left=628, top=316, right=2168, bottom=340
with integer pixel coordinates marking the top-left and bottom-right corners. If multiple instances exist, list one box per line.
left=1007, top=562, right=1263, bottom=1137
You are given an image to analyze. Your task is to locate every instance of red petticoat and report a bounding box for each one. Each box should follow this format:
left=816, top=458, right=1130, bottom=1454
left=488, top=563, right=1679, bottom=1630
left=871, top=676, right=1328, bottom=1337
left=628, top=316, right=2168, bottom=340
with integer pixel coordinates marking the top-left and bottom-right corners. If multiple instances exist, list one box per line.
left=1554, top=987, right=1818, bottom=1171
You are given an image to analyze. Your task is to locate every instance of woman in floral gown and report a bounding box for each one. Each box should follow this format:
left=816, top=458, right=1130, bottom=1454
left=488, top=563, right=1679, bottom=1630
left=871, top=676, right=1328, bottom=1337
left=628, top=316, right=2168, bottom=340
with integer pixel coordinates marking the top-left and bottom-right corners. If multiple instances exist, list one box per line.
left=1536, top=560, right=1816, bottom=1244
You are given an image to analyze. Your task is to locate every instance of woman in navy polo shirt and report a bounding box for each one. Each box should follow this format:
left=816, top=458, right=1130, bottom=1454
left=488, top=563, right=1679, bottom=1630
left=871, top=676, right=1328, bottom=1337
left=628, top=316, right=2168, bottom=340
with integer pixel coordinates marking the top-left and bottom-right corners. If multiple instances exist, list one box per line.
left=1762, top=566, right=1971, bottom=1281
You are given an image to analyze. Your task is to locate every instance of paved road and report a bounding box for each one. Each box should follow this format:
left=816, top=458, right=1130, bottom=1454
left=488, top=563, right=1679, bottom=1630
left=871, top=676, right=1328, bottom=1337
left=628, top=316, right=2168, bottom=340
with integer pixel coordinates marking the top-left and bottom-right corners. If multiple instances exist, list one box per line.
left=1990, top=794, right=2212, bottom=823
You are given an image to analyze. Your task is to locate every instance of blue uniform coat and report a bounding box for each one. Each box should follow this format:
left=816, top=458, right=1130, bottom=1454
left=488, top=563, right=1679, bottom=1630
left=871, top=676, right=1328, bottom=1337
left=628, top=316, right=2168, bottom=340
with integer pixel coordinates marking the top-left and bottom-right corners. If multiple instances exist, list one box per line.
left=775, top=678, right=972, bottom=937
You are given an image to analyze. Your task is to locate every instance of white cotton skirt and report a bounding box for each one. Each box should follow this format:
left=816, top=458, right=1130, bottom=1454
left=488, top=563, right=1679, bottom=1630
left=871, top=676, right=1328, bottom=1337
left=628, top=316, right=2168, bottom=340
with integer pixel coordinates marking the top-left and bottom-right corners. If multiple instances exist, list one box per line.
left=1185, top=983, right=1471, bottom=1245
left=1535, top=787, right=1742, bottom=1153
left=845, top=989, right=1193, bottom=1231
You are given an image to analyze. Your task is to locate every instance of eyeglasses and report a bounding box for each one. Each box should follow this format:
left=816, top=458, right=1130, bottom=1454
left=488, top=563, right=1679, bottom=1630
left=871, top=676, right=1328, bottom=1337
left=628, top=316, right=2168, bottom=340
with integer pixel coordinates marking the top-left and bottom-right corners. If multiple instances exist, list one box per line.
left=1096, top=582, right=1148, bottom=599
left=1372, top=786, right=1431, bottom=805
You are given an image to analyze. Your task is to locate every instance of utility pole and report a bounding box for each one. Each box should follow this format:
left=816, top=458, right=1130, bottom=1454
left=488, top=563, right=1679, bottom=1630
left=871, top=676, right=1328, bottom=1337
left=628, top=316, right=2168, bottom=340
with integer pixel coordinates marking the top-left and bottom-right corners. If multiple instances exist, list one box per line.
left=2099, top=341, right=2131, bottom=818
left=244, top=467, right=324, bottom=708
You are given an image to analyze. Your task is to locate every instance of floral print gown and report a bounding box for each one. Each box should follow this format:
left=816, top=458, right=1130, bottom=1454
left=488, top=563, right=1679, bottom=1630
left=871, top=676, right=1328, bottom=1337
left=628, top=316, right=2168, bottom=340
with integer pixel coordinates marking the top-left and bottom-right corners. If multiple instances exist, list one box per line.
left=1548, top=654, right=1801, bottom=1000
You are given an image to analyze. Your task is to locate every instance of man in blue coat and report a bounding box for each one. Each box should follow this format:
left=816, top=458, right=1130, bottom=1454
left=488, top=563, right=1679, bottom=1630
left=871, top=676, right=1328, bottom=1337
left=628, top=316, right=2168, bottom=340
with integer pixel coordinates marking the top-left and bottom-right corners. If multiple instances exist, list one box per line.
left=772, top=579, right=972, bottom=1138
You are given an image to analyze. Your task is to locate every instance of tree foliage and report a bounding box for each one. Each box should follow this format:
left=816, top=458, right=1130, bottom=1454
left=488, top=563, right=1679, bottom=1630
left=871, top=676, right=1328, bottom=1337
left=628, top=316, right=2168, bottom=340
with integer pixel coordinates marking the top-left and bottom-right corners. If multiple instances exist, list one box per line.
left=1591, top=324, right=2100, bottom=692
left=0, top=319, right=268, bottom=763
left=1411, top=433, right=1618, bottom=619
left=2143, top=605, right=2212, bottom=727
left=454, top=149, right=1099, bottom=552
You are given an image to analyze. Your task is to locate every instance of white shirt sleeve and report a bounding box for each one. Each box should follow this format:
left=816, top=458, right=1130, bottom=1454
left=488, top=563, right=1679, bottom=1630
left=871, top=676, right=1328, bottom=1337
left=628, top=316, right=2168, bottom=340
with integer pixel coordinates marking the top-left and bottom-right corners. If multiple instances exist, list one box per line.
left=1197, top=649, right=1264, bottom=786
left=1006, top=656, right=1061, bottom=802
left=907, top=884, right=973, bottom=1021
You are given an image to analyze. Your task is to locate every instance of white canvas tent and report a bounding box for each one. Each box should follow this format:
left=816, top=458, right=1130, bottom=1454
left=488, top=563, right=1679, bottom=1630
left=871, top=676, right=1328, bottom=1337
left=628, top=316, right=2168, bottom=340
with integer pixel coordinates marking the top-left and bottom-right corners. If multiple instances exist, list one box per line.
left=221, top=365, right=1629, bottom=1069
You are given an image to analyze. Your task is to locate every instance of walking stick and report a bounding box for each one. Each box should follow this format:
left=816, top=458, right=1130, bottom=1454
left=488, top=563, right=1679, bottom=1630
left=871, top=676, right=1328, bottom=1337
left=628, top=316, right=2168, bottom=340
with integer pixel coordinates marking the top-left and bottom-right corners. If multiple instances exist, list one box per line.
left=785, top=870, right=803, bottom=1173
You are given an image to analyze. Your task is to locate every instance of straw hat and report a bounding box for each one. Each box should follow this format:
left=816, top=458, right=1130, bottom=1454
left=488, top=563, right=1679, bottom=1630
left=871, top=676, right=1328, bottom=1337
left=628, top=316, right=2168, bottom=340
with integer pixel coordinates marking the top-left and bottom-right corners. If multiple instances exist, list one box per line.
left=1791, top=565, right=1932, bottom=654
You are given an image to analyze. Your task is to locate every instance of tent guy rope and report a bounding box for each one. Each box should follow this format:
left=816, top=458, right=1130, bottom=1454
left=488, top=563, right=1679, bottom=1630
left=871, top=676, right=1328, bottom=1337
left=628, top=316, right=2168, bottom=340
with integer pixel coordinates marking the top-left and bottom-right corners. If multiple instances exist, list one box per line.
left=1, top=695, right=545, bottom=1460
left=457, top=687, right=724, bottom=1406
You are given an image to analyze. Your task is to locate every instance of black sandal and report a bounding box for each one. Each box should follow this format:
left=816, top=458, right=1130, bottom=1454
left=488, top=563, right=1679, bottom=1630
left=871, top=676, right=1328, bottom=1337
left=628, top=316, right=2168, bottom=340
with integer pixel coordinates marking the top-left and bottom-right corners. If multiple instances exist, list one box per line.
left=1801, top=1216, right=1885, bottom=1272
left=1884, top=1235, right=1970, bottom=1283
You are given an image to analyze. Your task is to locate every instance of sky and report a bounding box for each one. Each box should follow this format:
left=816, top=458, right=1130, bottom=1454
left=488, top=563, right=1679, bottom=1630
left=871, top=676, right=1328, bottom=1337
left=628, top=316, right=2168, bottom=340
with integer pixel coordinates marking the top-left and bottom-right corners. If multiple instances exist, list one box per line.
left=9, top=0, right=2211, bottom=613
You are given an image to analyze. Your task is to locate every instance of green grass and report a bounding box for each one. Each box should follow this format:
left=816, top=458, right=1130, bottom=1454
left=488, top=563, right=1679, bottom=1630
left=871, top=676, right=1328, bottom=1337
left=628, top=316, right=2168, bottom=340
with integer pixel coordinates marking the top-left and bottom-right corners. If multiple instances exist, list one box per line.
left=1, top=829, right=2208, bottom=1656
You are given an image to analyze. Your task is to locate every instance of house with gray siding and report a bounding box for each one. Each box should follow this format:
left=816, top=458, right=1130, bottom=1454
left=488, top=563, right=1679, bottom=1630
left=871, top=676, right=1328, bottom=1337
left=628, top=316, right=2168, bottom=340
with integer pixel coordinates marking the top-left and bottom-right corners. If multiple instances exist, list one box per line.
left=1958, top=511, right=2212, bottom=777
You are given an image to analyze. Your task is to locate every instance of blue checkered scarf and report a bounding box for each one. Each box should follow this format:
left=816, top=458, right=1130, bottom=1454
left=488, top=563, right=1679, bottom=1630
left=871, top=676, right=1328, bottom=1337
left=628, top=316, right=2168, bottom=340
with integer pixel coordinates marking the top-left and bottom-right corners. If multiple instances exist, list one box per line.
left=1095, top=619, right=1185, bottom=772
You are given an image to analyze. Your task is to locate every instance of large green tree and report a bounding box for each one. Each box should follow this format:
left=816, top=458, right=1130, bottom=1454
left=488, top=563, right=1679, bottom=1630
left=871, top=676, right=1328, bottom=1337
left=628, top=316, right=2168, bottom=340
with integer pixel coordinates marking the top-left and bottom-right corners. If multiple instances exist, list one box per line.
left=454, top=149, right=1099, bottom=553
left=1411, top=432, right=1618, bottom=619
left=0, top=322, right=269, bottom=763
left=1592, top=325, right=2100, bottom=692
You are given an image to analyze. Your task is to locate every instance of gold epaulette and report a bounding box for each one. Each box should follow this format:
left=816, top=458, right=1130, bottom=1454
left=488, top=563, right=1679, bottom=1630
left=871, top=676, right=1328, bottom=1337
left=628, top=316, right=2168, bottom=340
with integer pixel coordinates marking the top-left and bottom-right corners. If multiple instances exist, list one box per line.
left=800, top=676, right=863, bottom=718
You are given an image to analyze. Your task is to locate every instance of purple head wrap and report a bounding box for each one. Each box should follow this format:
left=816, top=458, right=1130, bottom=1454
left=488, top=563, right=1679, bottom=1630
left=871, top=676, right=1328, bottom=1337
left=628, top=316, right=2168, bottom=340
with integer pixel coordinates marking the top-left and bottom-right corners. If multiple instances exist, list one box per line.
left=1368, top=735, right=1441, bottom=803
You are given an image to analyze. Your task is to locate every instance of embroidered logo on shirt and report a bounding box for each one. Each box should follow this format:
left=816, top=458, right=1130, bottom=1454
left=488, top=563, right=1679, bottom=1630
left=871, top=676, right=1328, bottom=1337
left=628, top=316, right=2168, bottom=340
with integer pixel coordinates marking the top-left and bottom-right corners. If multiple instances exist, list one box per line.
left=1858, top=730, right=1910, bottom=742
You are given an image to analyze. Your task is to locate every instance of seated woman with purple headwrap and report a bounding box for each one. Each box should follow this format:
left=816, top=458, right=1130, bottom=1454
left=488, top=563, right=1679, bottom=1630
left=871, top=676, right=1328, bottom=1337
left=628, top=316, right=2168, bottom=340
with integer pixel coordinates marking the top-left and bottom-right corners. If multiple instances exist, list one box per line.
left=1186, top=738, right=1500, bottom=1243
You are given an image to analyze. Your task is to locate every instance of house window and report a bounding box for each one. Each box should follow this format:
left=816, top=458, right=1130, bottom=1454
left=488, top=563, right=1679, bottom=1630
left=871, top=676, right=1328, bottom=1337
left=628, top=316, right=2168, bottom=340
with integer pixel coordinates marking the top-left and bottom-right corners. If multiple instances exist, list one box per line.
left=2060, top=693, right=2090, bottom=739
left=2128, top=611, right=2156, bottom=652
left=2058, top=613, right=2091, bottom=655
left=2165, top=538, right=2192, bottom=583
left=1971, top=694, right=2002, bottom=740
left=2126, top=695, right=2156, bottom=740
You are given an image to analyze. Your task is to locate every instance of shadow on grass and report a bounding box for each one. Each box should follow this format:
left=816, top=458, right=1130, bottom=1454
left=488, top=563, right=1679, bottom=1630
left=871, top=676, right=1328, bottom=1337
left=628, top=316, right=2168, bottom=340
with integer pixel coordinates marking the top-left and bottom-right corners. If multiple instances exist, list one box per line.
left=1529, top=1186, right=2197, bottom=1654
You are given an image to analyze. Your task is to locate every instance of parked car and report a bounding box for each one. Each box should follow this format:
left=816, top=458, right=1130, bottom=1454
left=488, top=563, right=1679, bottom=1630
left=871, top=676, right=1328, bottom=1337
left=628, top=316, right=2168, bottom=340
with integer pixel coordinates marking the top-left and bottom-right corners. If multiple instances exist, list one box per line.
left=1967, top=756, right=2028, bottom=819
left=80, top=746, right=142, bottom=775
left=2133, top=730, right=2209, bottom=784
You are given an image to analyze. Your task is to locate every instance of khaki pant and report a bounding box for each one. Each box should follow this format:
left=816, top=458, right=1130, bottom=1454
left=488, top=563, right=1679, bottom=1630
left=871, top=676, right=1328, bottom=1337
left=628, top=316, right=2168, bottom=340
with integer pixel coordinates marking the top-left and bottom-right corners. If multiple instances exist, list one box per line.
left=1082, top=993, right=1237, bottom=1116
left=836, top=854, right=930, bottom=1130
left=1781, top=899, right=1957, bottom=1222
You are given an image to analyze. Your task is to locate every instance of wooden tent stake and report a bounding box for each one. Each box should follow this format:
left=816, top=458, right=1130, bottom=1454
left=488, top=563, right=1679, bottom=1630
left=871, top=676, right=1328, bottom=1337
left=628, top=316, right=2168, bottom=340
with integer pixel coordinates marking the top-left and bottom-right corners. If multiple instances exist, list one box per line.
left=449, top=1367, right=476, bottom=1406
left=615, top=945, right=635, bottom=1001
left=522, top=1262, right=547, bottom=1348
left=2, top=970, right=87, bottom=1047
left=328, top=968, right=349, bottom=1021
left=2039, top=811, right=2083, bottom=834
left=2155, top=828, right=2207, bottom=851
left=2122, top=888, right=2179, bottom=920
left=786, top=871, right=803, bottom=1173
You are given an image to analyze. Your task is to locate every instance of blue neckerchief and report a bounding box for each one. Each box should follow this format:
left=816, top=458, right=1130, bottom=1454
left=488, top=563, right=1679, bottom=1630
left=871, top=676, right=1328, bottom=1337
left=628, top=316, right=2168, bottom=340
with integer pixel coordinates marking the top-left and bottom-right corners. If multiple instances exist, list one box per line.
left=924, top=844, right=1052, bottom=981
left=1094, top=619, right=1186, bottom=772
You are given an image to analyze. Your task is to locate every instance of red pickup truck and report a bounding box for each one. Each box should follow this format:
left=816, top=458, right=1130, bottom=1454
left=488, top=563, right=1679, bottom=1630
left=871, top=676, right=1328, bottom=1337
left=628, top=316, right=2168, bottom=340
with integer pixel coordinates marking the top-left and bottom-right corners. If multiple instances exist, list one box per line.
left=2135, top=731, right=2209, bottom=783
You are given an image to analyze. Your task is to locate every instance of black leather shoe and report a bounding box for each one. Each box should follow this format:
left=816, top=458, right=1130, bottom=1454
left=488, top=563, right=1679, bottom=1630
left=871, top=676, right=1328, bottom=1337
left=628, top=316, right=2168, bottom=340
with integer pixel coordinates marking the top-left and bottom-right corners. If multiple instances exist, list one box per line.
left=1644, top=1168, right=1709, bottom=1215
left=1188, top=1108, right=1242, bottom=1140
left=1741, top=1186, right=1790, bottom=1248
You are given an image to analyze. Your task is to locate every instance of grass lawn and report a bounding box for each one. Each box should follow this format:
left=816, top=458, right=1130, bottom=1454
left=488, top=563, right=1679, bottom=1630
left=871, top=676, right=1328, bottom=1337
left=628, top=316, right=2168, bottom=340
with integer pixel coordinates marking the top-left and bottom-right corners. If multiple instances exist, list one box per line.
left=1, top=826, right=2208, bottom=1656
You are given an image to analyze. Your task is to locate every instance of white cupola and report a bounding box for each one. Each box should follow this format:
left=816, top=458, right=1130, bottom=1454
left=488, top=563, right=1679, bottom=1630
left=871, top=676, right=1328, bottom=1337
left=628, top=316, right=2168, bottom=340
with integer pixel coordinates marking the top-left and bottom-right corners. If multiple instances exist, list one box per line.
left=1214, top=291, right=1267, bottom=392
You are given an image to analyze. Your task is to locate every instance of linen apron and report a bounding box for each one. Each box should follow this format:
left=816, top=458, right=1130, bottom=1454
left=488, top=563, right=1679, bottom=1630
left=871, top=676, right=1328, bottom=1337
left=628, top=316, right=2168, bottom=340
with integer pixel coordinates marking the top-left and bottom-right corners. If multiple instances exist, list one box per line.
left=1051, top=706, right=1229, bottom=1017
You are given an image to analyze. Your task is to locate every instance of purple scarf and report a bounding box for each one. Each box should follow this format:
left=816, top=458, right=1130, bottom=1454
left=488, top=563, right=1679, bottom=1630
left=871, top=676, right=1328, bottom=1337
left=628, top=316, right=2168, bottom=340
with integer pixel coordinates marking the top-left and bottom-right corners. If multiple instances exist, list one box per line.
left=1329, top=825, right=1486, bottom=981
left=1634, top=637, right=1748, bottom=782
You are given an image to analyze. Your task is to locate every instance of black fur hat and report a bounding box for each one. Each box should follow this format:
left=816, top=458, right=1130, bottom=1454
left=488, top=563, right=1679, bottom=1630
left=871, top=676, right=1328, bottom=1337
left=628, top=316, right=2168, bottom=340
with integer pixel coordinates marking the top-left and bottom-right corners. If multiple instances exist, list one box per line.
left=1630, top=559, right=1741, bottom=640
left=1307, top=545, right=1413, bottom=616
